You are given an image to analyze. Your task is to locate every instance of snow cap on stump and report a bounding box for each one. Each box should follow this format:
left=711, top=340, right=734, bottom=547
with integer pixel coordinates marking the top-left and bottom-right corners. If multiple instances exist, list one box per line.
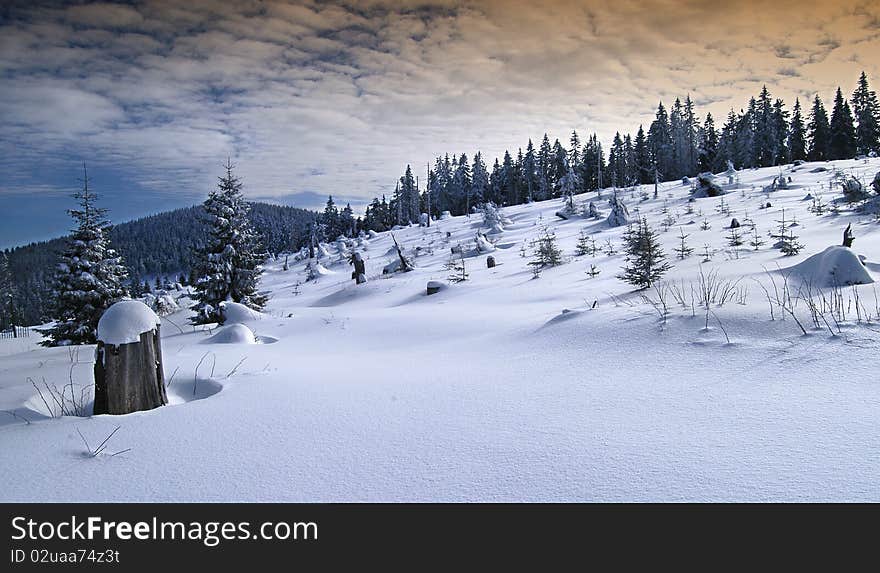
left=97, top=300, right=160, bottom=346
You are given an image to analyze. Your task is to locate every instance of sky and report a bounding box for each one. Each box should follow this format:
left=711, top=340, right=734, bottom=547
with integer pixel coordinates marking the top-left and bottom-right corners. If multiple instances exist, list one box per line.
left=1, top=0, right=879, bottom=248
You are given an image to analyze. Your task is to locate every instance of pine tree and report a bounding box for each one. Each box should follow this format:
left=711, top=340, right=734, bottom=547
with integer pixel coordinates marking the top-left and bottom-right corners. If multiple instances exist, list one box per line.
left=808, top=94, right=831, bottom=161
left=674, top=227, right=693, bottom=259
left=647, top=102, right=673, bottom=181
left=559, top=157, right=581, bottom=212
left=322, top=195, right=341, bottom=238
left=470, top=153, right=489, bottom=213
left=749, top=226, right=765, bottom=251
left=770, top=208, right=803, bottom=255
left=618, top=218, right=671, bottom=289
left=829, top=87, right=857, bottom=160
left=575, top=229, right=592, bottom=256
left=445, top=251, right=468, bottom=283
left=41, top=164, right=129, bottom=346
left=851, top=71, right=880, bottom=156
left=788, top=98, right=807, bottom=162
left=634, top=125, right=651, bottom=184
left=699, top=113, right=718, bottom=172
left=528, top=229, right=564, bottom=271
left=726, top=226, right=744, bottom=248
left=0, top=252, right=17, bottom=331
left=190, top=160, right=267, bottom=324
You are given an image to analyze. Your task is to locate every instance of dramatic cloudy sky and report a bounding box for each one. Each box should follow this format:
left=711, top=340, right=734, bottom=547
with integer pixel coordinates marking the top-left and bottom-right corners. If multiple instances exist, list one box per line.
left=1, top=0, right=879, bottom=247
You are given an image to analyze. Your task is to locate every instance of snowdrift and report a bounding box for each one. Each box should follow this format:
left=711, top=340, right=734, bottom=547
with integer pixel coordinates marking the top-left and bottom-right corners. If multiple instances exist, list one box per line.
left=219, top=301, right=263, bottom=324
left=788, top=246, right=874, bottom=287
left=206, top=323, right=257, bottom=344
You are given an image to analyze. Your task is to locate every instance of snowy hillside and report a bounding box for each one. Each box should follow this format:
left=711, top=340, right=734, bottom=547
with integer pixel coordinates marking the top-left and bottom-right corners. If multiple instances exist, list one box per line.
left=2, top=158, right=880, bottom=501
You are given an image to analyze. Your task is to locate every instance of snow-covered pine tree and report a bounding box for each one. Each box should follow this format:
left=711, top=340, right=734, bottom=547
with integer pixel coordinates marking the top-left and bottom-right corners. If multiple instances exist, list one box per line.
left=618, top=218, right=671, bottom=289
left=190, top=160, right=268, bottom=324
left=41, top=165, right=129, bottom=346
left=606, top=191, right=630, bottom=227
left=481, top=202, right=504, bottom=229
left=559, top=158, right=581, bottom=213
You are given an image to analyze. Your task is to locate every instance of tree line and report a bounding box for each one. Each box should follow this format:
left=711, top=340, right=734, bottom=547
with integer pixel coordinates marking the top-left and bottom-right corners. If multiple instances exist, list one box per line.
left=356, top=72, right=879, bottom=232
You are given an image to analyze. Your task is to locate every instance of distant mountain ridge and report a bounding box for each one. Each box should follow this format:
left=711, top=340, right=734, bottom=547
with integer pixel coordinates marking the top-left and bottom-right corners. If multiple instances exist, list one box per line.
left=3, top=202, right=318, bottom=325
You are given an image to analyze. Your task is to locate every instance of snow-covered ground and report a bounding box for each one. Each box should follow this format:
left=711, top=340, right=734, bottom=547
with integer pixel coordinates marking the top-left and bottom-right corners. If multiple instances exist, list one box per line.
left=2, top=158, right=880, bottom=501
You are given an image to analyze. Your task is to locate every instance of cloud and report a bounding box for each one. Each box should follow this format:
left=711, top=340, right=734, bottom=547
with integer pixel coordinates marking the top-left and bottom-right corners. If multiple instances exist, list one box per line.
left=1, top=0, right=879, bottom=235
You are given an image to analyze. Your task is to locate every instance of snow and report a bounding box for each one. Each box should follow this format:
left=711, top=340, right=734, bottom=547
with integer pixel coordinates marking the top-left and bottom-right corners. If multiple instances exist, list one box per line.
left=96, top=300, right=160, bottom=345
left=788, top=246, right=874, bottom=287
left=4, top=158, right=880, bottom=501
left=219, top=301, right=263, bottom=324
left=206, top=323, right=257, bottom=344
left=476, top=234, right=496, bottom=253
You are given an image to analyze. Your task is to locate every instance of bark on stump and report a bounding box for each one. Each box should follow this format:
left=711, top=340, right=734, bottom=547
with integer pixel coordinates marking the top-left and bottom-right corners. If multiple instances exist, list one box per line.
left=487, top=256, right=496, bottom=268
left=94, top=325, right=167, bottom=415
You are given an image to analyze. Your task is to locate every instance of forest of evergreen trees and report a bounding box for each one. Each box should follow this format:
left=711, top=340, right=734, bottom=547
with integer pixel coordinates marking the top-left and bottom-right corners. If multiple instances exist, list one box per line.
left=359, top=72, right=879, bottom=232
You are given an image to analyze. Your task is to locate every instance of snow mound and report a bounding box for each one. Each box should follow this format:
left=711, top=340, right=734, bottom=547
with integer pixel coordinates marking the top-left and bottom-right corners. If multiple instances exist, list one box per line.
left=219, top=301, right=263, bottom=324
left=97, top=300, right=160, bottom=345
left=476, top=235, right=495, bottom=253
left=206, top=323, right=257, bottom=344
left=788, top=246, right=874, bottom=287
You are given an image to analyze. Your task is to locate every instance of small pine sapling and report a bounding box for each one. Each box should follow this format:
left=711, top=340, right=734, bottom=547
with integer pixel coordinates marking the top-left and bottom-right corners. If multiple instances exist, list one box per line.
left=528, top=229, right=565, bottom=271
left=674, top=227, right=693, bottom=259
left=749, top=226, right=765, bottom=251
left=575, top=229, right=592, bottom=256
left=603, top=238, right=616, bottom=256
left=445, top=251, right=468, bottom=283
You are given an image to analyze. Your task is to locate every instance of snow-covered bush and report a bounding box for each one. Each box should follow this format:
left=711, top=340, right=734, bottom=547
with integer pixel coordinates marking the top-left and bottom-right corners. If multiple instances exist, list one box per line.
left=143, top=292, right=180, bottom=317
left=584, top=201, right=601, bottom=219
left=475, top=233, right=495, bottom=253
left=841, top=175, right=868, bottom=201
left=606, top=193, right=630, bottom=227
left=692, top=173, right=724, bottom=198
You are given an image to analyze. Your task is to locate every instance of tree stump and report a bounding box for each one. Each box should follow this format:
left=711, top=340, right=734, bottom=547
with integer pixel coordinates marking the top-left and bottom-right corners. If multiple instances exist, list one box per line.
left=426, top=281, right=443, bottom=295
left=94, top=301, right=167, bottom=415
left=487, top=256, right=496, bottom=268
